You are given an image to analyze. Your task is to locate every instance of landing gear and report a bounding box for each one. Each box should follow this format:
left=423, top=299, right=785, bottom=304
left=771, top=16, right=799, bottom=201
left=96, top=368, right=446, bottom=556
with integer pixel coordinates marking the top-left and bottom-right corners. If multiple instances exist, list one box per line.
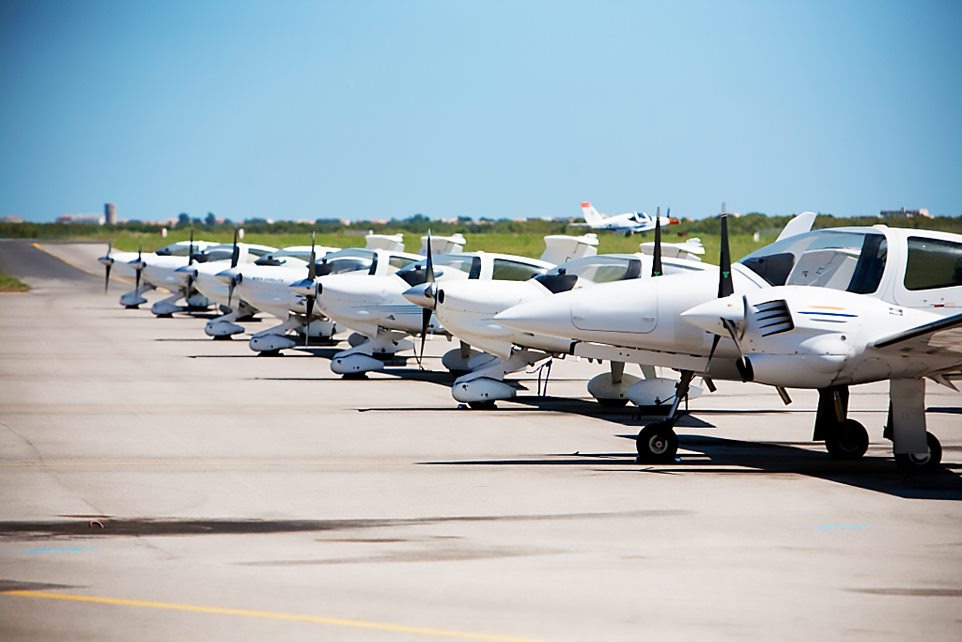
left=826, top=419, right=869, bottom=460
left=634, top=370, right=692, bottom=464
left=814, top=386, right=869, bottom=461
left=467, top=400, right=497, bottom=410
left=636, top=421, right=678, bottom=463
left=894, top=432, right=942, bottom=472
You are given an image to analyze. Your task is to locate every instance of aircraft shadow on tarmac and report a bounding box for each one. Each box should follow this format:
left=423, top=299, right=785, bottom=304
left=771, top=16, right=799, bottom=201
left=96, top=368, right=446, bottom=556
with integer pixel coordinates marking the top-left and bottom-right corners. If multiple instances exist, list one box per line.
left=409, top=395, right=962, bottom=501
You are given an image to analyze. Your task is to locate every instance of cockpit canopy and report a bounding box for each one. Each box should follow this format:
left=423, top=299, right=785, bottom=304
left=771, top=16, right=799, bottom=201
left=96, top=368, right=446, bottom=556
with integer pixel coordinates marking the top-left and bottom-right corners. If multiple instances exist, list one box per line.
left=397, top=254, right=483, bottom=288
left=739, top=229, right=889, bottom=294
left=315, top=248, right=418, bottom=277
left=536, top=255, right=643, bottom=293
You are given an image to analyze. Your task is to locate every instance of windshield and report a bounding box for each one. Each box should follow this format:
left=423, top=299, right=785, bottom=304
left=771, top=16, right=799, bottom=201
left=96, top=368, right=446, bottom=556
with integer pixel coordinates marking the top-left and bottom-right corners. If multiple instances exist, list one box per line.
left=535, top=255, right=642, bottom=293
left=739, top=229, right=887, bottom=293
left=315, top=248, right=376, bottom=276
left=397, top=255, right=482, bottom=287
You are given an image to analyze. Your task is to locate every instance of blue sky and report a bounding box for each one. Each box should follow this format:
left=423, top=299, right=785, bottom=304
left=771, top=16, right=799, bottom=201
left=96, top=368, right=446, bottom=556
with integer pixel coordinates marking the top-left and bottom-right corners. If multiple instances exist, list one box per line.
left=2, top=0, right=960, bottom=222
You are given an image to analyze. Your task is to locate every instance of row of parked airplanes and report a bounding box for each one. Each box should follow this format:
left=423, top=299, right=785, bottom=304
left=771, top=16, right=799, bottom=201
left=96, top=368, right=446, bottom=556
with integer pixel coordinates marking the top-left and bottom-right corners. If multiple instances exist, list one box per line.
left=97, top=203, right=962, bottom=472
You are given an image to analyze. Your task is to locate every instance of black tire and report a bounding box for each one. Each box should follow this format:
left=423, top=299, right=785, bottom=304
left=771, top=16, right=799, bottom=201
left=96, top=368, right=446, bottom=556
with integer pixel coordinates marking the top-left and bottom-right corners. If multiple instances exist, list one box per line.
left=212, top=334, right=233, bottom=341
left=467, top=400, right=497, bottom=410
left=826, top=419, right=869, bottom=460
left=895, top=432, right=942, bottom=472
left=596, top=397, right=630, bottom=408
left=257, top=350, right=281, bottom=357
left=636, top=422, right=678, bottom=463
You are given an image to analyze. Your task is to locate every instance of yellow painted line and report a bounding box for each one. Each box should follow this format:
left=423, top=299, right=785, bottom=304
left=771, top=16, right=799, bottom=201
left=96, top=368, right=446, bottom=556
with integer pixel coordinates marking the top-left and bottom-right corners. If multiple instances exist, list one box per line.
left=0, top=590, right=549, bottom=642
left=30, top=242, right=105, bottom=278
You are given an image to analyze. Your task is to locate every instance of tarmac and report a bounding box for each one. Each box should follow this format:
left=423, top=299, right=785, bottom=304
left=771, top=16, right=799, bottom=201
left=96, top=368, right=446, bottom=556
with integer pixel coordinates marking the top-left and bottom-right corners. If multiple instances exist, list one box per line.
left=1, top=239, right=960, bottom=641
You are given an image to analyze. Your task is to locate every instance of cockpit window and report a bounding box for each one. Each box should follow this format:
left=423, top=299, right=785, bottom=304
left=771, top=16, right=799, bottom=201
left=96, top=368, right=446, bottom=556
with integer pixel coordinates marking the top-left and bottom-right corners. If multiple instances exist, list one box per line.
left=396, top=255, right=482, bottom=287
left=315, top=249, right=376, bottom=276
left=388, top=255, right=418, bottom=270
left=739, top=230, right=887, bottom=293
left=904, top=237, right=962, bottom=291
left=492, top=259, right=546, bottom=281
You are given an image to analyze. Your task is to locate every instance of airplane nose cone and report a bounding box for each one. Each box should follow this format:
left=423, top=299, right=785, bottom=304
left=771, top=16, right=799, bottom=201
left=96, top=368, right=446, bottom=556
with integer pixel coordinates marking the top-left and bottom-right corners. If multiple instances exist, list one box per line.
left=215, top=268, right=240, bottom=285
left=680, top=294, right=744, bottom=335
left=97, top=255, right=113, bottom=267
left=494, top=295, right=574, bottom=338
left=402, top=283, right=435, bottom=309
left=289, top=277, right=316, bottom=297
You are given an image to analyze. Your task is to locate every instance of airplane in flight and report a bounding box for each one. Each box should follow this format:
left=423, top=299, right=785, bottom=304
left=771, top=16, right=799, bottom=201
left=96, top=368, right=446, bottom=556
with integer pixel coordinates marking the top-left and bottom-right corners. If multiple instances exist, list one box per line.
left=495, top=209, right=961, bottom=471
left=574, top=202, right=680, bottom=236
left=313, top=234, right=599, bottom=377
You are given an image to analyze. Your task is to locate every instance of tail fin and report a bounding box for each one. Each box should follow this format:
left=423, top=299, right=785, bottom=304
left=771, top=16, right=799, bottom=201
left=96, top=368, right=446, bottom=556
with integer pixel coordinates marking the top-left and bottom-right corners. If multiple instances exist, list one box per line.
left=580, top=201, right=606, bottom=227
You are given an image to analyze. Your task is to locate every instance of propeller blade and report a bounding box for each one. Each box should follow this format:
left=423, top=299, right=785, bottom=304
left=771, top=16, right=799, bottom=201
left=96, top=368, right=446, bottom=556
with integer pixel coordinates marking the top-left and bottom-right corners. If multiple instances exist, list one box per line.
left=230, top=227, right=240, bottom=268
left=651, top=206, right=663, bottom=277
left=134, top=242, right=143, bottom=293
left=304, top=294, right=315, bottom=346
left=705, top=334, right=721, bottom=367
left=103, top=242, right=112, bottom=293
left=188, top=227, right=195, bottom=266
left=415, top=230, right=436, bottom=369
left=425, top=229, right=435, bottom=287
left=718, top=203, right=733, bottom=298
left=227, top=280, right=235, bottom=310
left=308, top=230, right=317, bottom=281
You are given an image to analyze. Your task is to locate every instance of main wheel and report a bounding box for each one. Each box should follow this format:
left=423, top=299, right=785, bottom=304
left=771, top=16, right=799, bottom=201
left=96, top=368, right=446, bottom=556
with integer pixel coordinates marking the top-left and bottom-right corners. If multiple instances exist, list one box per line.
left=826, top=419, right=869, bottom=460
left=636, top=422, right=678, bottom=463
left=596, top=397, right=629, bottom=408
left=467, top=400, right=497, bottom=410
left=895, top=432, right=942, bottom=472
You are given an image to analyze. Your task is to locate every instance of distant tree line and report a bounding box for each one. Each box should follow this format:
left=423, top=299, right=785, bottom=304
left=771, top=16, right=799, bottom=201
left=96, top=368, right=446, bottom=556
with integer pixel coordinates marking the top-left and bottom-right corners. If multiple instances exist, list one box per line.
left=3, top=211, right=961, bottom=241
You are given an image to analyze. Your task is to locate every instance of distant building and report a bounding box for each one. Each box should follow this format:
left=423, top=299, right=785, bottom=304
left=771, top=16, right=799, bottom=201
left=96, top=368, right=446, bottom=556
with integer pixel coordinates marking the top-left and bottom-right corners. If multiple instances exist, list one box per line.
left=1, top=215, right=24, bottom=223
left=104, top=203, right=117, bottom=225
left=880, top=207, right=931, bottom=219
left=56, top=214, right=105, bottom=225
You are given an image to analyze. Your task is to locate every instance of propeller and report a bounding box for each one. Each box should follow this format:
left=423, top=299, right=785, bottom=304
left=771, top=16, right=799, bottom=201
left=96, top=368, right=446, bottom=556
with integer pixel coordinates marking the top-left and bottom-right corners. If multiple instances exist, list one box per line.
left=184, top=227, right=196, bottom=298
left=651, top=207, right=663, bottom=277
left=230, top=227, right=240, bottom=269
left=226, top=227, right=241, bottom=309
left=705, top=203, right=732, bottom=367
left=416, top=230, right=437, bottom=368
left=134, top=242, right=143, bottom=294
left=304, top=230, right=317, bottom=346
left=101, top=242, right=113, bottom=293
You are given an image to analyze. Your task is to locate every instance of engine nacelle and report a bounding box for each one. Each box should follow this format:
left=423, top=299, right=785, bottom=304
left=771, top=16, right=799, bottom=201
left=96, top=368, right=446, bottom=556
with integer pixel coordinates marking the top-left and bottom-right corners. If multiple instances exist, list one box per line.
left=744, top=353, right=843, bottom=388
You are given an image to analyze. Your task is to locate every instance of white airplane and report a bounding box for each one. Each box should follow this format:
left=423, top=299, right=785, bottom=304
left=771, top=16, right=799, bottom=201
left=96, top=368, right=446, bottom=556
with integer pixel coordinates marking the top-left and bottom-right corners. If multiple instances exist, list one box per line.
left=168, top=230, right=278, bottom=334
left=496, top=210, right=962, bottom=471
left=317, top=234, right=599, bottom=378
left=402, top=234, right=710, bottom=407
left=574, top=202, right=680, bottom=236
left=211, top=241, right=341, bottom=348
left=97, top=236, right=218, bottom=308
left=214, top=233, right=431, bottom=354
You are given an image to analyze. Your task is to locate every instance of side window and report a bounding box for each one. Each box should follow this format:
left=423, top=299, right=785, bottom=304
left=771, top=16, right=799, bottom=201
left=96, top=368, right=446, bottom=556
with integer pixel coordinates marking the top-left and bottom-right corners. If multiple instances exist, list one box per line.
left=492, top=259, right=546, bottom=281
left=904, top=237, right=962, bottom=291
left=388, top=255, right=418, bottom=269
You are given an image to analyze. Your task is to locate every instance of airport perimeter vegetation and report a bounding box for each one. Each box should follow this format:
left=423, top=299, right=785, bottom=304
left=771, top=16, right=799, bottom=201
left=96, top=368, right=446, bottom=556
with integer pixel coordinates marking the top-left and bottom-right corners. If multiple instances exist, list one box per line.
left=3, top=213, right=961, bottom=263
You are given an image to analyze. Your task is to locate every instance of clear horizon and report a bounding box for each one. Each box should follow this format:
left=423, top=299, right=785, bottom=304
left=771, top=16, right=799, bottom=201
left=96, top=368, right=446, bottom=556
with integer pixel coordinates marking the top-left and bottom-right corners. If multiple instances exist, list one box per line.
left=2, top=0, right=961, bottom=223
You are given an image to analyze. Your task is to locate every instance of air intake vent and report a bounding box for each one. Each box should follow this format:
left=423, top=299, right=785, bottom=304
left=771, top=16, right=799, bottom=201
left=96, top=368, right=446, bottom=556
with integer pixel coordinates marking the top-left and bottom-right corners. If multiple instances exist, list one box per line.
left=755, top=299, right=794, bottom=336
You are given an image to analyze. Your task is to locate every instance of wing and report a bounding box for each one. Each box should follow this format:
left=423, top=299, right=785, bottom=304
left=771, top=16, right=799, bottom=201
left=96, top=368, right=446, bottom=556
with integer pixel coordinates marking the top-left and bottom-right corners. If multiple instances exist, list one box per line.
left=872, top=311, right=962, bottom=357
